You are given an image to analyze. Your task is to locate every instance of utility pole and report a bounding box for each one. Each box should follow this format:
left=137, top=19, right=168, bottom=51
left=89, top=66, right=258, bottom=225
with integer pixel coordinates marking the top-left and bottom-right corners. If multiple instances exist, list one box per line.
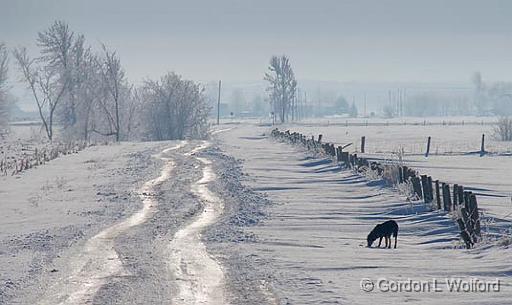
left=297, top=88, right=301, bottom=120
left=402, top=88, right=406, bottom=117
left=217, top=80, right=221, bottom=125
left=364, top=93, right=367, bottom=117
left=291, top=90, right=295, bottom=122
left=397, top=88, right=400, bottom=117
left=304, top=91, right=307, bottom=119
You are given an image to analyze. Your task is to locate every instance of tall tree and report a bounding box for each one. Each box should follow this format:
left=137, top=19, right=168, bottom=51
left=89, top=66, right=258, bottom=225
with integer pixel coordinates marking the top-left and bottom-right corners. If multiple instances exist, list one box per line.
left=13, top=47, right=67, bottom=141
left=73, top=50, right=103, bottom=141
left=13, top=21, right=80, bottom=141
left=0, top=42, right=9, bottom=135
left=230, top=89, right=245, bottom=117
left=37, top=20, right=79, bottom=127
left=264, top=55, right=297, bottom=123
left=96, top=44, right=125, bottom=141
left=471, top=71, right=486, bottom=114
left=349, top=101, right=358, bottom=118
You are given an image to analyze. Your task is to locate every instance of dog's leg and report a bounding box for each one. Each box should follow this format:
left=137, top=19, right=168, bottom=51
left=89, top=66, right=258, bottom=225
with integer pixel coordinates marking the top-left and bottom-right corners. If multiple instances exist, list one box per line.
left=387, top=236, right=391, bottom=249
left=394, top=235, right=397, bottom=249
left=384, top=236, right=388, bottom=248
left=378, top=237, right=382, bottom=247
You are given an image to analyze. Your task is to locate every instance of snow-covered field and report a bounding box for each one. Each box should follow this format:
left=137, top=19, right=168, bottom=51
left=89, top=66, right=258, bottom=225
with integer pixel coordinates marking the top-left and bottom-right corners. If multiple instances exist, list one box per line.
left=284, top=116, right=510, bottom=155
left=281, top=118, right=512, bottom=235
left=1, top=120, right=511, bottom=304
left=215, top=124, right=512, bottom=304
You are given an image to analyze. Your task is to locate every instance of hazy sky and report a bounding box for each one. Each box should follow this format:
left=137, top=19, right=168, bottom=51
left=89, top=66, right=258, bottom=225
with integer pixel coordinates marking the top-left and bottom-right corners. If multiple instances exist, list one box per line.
left=2, top=0, right=512, bottom=85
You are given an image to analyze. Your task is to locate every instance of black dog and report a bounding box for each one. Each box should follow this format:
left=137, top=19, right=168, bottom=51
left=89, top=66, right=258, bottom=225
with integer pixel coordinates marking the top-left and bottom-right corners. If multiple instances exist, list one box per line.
left=367, top=220, right=399, bottom=248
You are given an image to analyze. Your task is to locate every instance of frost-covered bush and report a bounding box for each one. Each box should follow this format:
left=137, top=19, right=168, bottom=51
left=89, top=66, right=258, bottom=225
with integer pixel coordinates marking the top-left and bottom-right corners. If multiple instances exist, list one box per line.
left=493, top=116, right=512, bottom=141
left=360, top=165, right=381, bottom=181
left=139, top=72, right=210, bottom=140
left=396, top=180, right=417, bottom=201
left=382, top=165, right=400, bottom=186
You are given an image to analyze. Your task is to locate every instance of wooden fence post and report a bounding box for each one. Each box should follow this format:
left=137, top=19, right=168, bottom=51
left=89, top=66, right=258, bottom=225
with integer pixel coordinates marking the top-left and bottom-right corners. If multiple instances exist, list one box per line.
left=480, top=134, right=485, bottom=156
left=457, top=185, right=464, bottom=206
left=341, top=152, right=349, bottom=165
left=463, top=191, right=471, bottom=211
left=456, top=218, right=473, bottom=249
left=361, top=136, right=366, bottom=153
left=425, top=136, right=431, bottom=157
left=469, top=194, right=481, bottom=239
left=453, top=184, right=459, bottom=209
left=403, top=166, right=409, bottom=181
left=427, top=176, right=434, bottom=203
left=442, top=183, right=452, bottom=211
left=421, top=175, right=431, bottom=203
left=461, top=204, right=474, bottom=239
left=435, top=181, right=442, bottom=209
left=412, top=177, right=423, bottom=199
left=463, top=191, right=474, bottom=236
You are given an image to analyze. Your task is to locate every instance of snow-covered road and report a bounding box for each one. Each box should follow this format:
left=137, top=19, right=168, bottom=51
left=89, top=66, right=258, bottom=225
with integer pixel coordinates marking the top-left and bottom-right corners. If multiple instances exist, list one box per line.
left=168, top=141, right=226, bottom=304
left=31, top=140, right=229, bottom=305
left=38, top=142, right=186, bottom=305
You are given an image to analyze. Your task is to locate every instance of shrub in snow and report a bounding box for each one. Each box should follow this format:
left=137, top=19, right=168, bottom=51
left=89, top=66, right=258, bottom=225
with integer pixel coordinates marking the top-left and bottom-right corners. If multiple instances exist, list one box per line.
left=493, top=116, right=512, bottom=141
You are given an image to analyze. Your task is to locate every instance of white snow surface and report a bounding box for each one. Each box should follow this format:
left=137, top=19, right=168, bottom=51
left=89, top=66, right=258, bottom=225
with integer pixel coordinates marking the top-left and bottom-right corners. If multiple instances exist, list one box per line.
left=37, top=141, right=186, bottom=304
left=168, top=141, right=226, bottom=305
left=217, top=124, right=512, bottom=305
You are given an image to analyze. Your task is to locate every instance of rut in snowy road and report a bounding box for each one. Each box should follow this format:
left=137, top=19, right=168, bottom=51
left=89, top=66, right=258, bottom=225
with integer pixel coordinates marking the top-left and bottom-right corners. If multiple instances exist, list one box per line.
left=38, top=142, right=186, bottom=305
left=168, top=141, right=226, bottom=305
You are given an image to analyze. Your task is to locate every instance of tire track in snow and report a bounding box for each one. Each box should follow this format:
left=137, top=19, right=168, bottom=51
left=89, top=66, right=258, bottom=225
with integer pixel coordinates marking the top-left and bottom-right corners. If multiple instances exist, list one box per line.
left=168, top=141, right=226, bottom=305
left=39, top=141, right=187, bottom=305
left=210, top=127, right=233, bottom=135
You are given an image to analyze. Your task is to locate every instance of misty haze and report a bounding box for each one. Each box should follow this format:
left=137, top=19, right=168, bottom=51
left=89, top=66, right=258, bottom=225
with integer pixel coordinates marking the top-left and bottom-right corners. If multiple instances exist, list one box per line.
left=1, top=1, right=512, bottom=304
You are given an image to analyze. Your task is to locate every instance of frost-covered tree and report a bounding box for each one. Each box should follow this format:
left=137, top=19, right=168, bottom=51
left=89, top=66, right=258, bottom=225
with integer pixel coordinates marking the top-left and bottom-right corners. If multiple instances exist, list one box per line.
left=13, top=47, right=67, bottom=141
left=230, top=89, right=245, bottom=117
left=37, top=21, right=80, bottom=128
left=141, top=72, right=209, bottom=140
left=472, top=71, right=486, bottom=114
left=349, top=101, right=358, bottom=118
left=264, top=55, right=297, bottom=123
left=251, top=94, right=266, bottom=116
left=70, top=50, right=104, bottom=141
left=0, top=42, right=9, bottom=136
left=12, top=21, right=86, bottom=141
left=94, top=44, right=126, bottom=142
left=334, top=95, right=349, bottom=114
left=494, top=116, right=512, bottom=141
